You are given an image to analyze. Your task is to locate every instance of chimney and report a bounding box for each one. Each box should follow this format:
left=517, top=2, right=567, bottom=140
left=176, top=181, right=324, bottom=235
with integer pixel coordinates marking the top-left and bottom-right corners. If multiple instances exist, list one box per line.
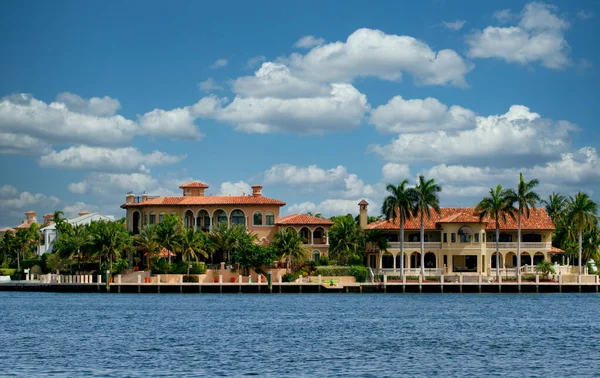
left=78, top=211, right=90, bottom=217
left=251, top=185, right=263, bottom=197
left=43, top=214, right=53, bottom=224
left=358, top=200, right=369, bottom=229
left=142, top=191, right=148, bottom=202
left=126, top=192, right=134, bottom=204
left=24, top=211, right=37, bottom=225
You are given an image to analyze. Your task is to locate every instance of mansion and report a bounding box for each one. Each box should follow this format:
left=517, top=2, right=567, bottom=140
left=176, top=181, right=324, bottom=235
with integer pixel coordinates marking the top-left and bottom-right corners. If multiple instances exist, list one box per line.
left=358, top=201, right=562, bottom=276
left=122, top=181, right=333, bottom=261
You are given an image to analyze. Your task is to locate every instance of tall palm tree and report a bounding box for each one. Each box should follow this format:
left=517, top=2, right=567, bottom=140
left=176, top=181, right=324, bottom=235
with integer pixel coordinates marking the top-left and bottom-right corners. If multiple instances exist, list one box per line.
left=328, top=215, right=362, bottom=265
left=475, top=185, right=515, bottom=279
left=270, top=228, right=306, bottom=271
left=155, top=214, right=183, bottom=264
left=381, top=179, right=416, bottom=278
left=91, top=221, right=132, bottom=271
left=412, top=175, right=441, bottom=276
left=566, top=192, right=598, bottom=275
left=542, top=192, right=566, bottom=224
left=134, top=224, right=160, bottom=268
left=504, top=173, right=541, bottom=277
left=181, top=228, right=210, bottom=263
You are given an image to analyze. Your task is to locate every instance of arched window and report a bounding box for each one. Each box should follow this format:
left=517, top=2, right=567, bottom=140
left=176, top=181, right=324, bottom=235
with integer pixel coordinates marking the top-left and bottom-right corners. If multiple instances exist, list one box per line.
left=196, top=210, right=210, bottom=231
left=214, top=210, right=227, bottom=225
left=231, top=210, right=245, bottom=226
left=312, top=250, right=320, bottom=262
left=313, top=227, right=325, bottom=244
left=299, top=227, right=310, bottom=244
left=159, top=212, right=166, bottom=223
left=149, top=212, right=156, bottom=225
left=253, top=211, right=263, bottom=226
left=266, top=211, right=275, bottom=226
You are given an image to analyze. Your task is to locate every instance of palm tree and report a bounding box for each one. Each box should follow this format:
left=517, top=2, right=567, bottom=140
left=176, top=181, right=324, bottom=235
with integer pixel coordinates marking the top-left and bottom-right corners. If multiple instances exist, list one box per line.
left=565, top=192, right=598, bottom=275
left=381, top=179, right=416, bottom=278
left=91, top=221, right=132, bottom=271
left=328, top=215, right=362, bottom=265
left=270, top=228, right=305, bottom=271
left=542, top=192, right=566, bottom=223
left=155, top=214, right=183, bottom=264
left=181, top=228, right=210, bottom=263
left=134, top=224, right=160, bottom=268
left=475, top=185, right=515, bottom=279
left=412, top=175, right=442, bottom=276
left=504, top=173, right=541, bottom=277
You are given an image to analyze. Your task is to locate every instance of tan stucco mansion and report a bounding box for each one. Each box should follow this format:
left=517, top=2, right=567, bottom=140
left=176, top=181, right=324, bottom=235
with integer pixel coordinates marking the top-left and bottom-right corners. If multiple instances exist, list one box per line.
left=358, top=201, right=562, bottom=276
left=122, top=181, right=333, bottom=261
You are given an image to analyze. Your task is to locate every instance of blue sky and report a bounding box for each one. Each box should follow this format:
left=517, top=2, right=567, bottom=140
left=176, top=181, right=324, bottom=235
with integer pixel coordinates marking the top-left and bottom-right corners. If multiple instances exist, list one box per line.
left=0, top=0, right=599, bottom=227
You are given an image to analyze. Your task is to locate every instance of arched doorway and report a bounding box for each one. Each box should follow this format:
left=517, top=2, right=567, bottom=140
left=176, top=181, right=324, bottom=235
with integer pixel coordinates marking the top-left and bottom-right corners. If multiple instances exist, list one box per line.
left=132, top=211, right=140, bottom=234
left=382, top=252, right=394, bottom=269
left=231, top=209, right=245, bottom=228
left=505, top=252, right=517, bottom=268
left=424, top=252, right=436, bottom=268
left=213, top=210, right=228, bottom=226
left=312, top=250, right=320, bottom=263
left=520, top=252, right=532, bottom=266
left=533, top=252, right=545, bottom=265
left=196, top=210, right=210, bottom=232
left=396, top=253, right=407, bottom=272
left=183, top=210, right=194, bottom=229
left=410, top=252, right=421, bottom=269
left=313, top=227, right=325, bottom=245
left=299, top=227, right=311, bottom=244
left=490, top=252, right=504, bottom=269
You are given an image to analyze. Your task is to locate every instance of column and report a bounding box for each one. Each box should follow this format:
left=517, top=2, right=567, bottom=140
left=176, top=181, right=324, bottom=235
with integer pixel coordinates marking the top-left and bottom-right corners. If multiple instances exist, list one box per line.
left=209, top=215, right=213, bottom=231
left=393, top=253, right=396, bottom=271
left=378, top=253, right=382, bottom=271
left=193, top=215, right=197, bottom=231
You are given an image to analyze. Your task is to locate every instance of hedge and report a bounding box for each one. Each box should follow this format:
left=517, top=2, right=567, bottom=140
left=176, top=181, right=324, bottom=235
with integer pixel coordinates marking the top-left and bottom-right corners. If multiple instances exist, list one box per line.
left=314, top=265, right=369, bottom=283
left=0, top=268, right=16, bottom=276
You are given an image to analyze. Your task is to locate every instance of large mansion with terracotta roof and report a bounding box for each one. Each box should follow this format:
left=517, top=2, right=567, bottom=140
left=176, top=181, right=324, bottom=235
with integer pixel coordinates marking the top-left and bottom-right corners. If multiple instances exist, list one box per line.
left=358, top=201, right=561, bottom=276
left=122, top=181, right=333, bottom=261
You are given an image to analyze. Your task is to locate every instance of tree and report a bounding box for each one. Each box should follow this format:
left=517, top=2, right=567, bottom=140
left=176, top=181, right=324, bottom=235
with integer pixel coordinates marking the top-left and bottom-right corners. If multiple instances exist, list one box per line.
left=181, top=228, right=210, bottom=263
left=328, top=215, right=362, bottom=265
left=565, top=192, right=598, bottom=275
left=381, top=179, right=416, bottom=277
left=134, top=224, right=160, bottom=268
left=1, top=231, right=16, bottom=267
left=234, top=244, right=275, bottom=275
left=412, top=175, right=441, bottom=276
left=91, top=221, right=132, bottom=272
left=504, top=173, right=541, bottom=277
left=542, top=192, right=567, bottom=224
left=155, top=214, right=183, bottom=264
left=475, top=185, right=515, bottom=279
left=535, top=260, right=556, bottom=279
left=270, top=228, right=306, bottom=270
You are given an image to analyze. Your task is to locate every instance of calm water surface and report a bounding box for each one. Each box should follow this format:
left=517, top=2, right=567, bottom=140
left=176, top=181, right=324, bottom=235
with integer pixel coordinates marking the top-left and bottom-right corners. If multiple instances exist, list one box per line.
left=1, top=292, right=599, bottom=377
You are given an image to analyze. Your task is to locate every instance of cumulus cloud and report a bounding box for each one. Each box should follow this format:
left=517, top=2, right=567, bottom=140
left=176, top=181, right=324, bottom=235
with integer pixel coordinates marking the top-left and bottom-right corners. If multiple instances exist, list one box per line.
left=294, top=35, right=325, bottom=48
left=39, top=146, right=185, bottom=173
left=443, top=20, right=467, bottom=31
left=493, top=9, right=514, bottom=23
left=468, top=2, right=570, bottom=69
left=287, top=28, right=472, bottom=87
left=0, top=187, right=61, bottom=227
left=577, top=10, right=594, bottom=20
left=68, top=173, right=160, bottom=195
left=138, top=105, right=205, bottom=140
left=246, top=55, right=266, bottom=69
left=288, top=198, right=376, bottom=217
left=62, top=201, right=100, bottom=218
left=55, top=92, right=121, bottom=117
left=198, top=78, right=224, bottom=93
left=0, top=185, right=18, bottom=198
left=370, top=105, right=575, bottom=166
left=210, top=59, right=228, bottom=69
left=0, top=189, right=59, bottom=210
left=264, top=164, right=348, bottom=186
left=369, top=95, right=475, bottom=133
left=0, top=132, right=51, bottom=155
left=218, top=181, right=252, bottom=196
left=381, top=163, right=411, bottom=182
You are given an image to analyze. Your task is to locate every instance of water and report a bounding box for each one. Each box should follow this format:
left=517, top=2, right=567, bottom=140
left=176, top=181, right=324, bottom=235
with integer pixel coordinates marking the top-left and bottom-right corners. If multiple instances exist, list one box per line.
left=1, top=292, right=599, bottom=377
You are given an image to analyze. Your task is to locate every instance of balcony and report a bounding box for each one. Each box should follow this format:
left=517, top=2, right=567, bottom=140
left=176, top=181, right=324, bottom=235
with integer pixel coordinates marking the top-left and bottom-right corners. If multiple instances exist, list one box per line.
left=485, top=242, right=551, bottom=250
left=382, top=242, right=442, bottom=250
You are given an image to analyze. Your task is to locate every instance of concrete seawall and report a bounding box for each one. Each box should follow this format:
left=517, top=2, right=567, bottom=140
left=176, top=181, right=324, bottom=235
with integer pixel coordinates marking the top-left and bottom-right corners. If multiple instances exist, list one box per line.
left=1, top=281, right=599, bottom=294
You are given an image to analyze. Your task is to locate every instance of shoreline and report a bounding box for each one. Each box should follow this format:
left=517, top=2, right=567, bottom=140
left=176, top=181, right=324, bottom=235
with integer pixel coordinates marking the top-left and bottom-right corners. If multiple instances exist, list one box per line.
left=2, top=281, right=599, bottom=294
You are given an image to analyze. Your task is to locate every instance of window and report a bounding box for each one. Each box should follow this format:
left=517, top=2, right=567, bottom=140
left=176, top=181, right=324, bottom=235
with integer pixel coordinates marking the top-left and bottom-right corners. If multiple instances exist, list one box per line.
left=149, top=213, right=156, bottom=225
left=312, top=250, right=320, bottom=263
left=266, top=212, right=275, bottom=226
left=443, top=233, right=448, bottom=243
left=159, top=212, right=165, bottom=224
left=253, top=212, right=262, bottom=226
left=214, top=210, right=227, bottom=225
left=474, top=233, right=479, bottom=243
left=482, top=233, right=486, bottom=243
left=460, top=234, right=471, bottom=243
left=143, top=213, right=147, bottom=225
left=231, top=210, right=245, bottom=226
left=451, top=233, right=456, bottom=243
left=314, top=229, right=323, bottom=239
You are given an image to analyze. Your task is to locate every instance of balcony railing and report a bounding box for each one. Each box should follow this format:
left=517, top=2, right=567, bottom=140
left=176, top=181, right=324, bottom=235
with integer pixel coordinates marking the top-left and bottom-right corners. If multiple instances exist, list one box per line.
left=388, top=242, right=442, bottom=250
left=485, top=242, right=551, bottom=250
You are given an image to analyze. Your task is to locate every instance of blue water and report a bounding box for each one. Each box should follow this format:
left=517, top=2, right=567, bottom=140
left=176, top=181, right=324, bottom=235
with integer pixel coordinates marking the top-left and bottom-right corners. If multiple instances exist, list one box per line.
left=1, top=293, right=599, bottom=377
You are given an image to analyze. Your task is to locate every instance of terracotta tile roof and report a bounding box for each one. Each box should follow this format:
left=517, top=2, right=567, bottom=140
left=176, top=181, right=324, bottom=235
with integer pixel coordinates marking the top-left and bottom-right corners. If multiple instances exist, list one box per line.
left=366, top=207, right=554, bottom=231
left=178, top=181, right=209, bottom=189
left=276, top=214, right=334, bottom=226
left=358, top=199, right=369, bottom=205
left=14, top=222, right=34, bottom=229
left=549, top=246, right=564, bottom=253
left=0, top=227, right=15, bottom=233
left=122, top=195, right=285, bottom=208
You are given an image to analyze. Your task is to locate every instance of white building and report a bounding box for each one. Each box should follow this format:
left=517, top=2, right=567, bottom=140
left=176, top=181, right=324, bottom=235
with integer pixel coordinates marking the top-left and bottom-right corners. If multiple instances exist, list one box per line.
left=39, top=211, right=115, bottom=255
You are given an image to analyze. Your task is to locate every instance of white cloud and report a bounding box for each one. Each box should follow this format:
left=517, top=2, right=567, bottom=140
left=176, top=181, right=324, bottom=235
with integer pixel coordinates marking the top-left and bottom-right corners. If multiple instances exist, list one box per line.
left=246, top=55, right=266, bottom=69
left=370, top=105, right=575, bottom=166
left=62, top=201, right=99, bottom=218
left=0, top=185, right=18, bottom=198
left=0, top=187, right=61, bottom=227
left=381, top=163, right=411, bottom=182
left=288, top=198, right=378, bottom=217
left=39, top=146, right=185, bottom=173
left=264, top=164, right=348, bottom=186
left=210, top=59, right=228, bottom=69
left=443, top=20, right=467, bottom=31
left=218, top=181, right=252, bottom=196
left=493, top=9, right=514, bottom=23
left=294, top=35, right=325, bottom=48
left=577, top=10, right=594, bottom=20
left=287, top=28, right=472, bottom=87
left=138, top=105, right=205, bottom=140
left=0, top=190, right=59, bottom=210
left=369, top=95, right=475, bottom=133
left=55, top=92, right=121, bottom=117
left=68, top=173, right=159, bottom=195
left=0, top=132, right=51, bottom=155
left=468, top=2, right=570, bottom=69
left=198, top=78, right=224, bottom=93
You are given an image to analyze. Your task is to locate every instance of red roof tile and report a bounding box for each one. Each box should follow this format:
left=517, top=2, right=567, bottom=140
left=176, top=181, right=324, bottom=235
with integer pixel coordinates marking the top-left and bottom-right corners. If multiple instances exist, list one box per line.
left=178, top=181, right=209, bottom=189
left=366, top=207, right=554, bottom=231
left=358, top=199, right=369, bottom=205
left=549, top=246, right=564, bottom=253
left=276, top=214, right=334, bottom=226
left=122, top=195, right=285, bottom=208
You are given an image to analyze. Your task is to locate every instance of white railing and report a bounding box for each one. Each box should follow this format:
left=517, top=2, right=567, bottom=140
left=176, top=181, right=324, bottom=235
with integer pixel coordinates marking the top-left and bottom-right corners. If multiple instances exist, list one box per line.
left=378, top=268, right=443, bottom=276
left=485, top=242, right=551, bottom=250
left=388, top=242, right=442, bottom=250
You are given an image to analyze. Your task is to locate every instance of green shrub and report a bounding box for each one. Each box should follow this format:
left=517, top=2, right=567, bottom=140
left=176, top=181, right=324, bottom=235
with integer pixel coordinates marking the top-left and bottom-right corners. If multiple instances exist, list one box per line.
left=424, top=276, right=440, bottom=282
left=30, top=265, right=42, bottom=275
left=503, top=276, right=517, bottom=281
left=350, top=265, right=369, bottom=282
left=318, top=256, right=330, bottom=266
left=183, top=275, right=199, bottom=283
left=522, top=275, right=536, bottom=282
left=387, top=275, right=401, bottom=280
left=22, top=259, right=42, bottom=269
left=189, top=262, right=206, bottom=274
left=0, top=268, right=16, bottom=276
left=348, top=254, right=363, bottom=266
left=315, top=266, right=352, bottom=276
left=406, top=275, right=419, bottom=281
